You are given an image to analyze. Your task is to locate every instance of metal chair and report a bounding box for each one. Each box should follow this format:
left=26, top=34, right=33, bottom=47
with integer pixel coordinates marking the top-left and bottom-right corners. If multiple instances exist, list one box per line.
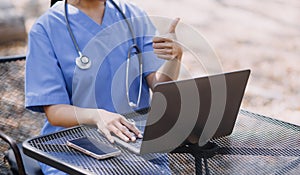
left=1, top=131, right=43, bottom=175
left=0, top=55, right=43, bottom=175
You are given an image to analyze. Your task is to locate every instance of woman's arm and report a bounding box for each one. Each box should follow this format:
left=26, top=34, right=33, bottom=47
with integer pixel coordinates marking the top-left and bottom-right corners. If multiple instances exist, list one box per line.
left=147, top=18, right=183, bottom=90
left=146, top=53, right=182, bottom=89
left=44, top=104, right=142, bottom=143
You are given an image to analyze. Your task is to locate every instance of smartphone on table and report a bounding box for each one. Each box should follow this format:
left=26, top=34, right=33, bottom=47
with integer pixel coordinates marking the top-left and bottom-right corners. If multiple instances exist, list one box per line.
left=67, top=137, right=121, bottom=159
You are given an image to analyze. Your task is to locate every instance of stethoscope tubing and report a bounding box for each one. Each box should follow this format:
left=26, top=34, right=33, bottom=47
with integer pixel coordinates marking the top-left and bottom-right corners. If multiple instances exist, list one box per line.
left=64, top=0, right=143, bottom=108
left=64, top=0, right=82, bottom=57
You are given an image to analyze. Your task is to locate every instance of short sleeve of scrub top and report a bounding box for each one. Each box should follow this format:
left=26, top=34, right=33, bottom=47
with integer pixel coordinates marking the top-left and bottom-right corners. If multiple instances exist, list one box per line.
left=25, top=23, right=71, bottom=113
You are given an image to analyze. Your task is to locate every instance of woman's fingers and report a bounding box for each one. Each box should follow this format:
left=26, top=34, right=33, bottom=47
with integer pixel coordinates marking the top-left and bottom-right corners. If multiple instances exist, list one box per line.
left=114, top=121, right=136, bottom=142
left=120, top=117, right=143, bottom=138
left=152, top=18, right=182, bottom=61
left=108, top=124, right=130, bottom=142
left=153, top=36, right=173, bottom=43
left=96, top=110, right=142, bottom=142
left=153, top=43, right=181, bottom=60
left=153, top=42, right=173, bottom=49
left=155, top=54, right=176, bottom=60
left=154, top=48, right=173, bottom=55
left=153, top=35, right=182, bottom=61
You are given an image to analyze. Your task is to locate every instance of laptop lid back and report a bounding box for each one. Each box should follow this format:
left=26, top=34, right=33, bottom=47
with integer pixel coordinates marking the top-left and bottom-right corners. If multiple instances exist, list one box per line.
left=140, top=69, right=250, bottom=154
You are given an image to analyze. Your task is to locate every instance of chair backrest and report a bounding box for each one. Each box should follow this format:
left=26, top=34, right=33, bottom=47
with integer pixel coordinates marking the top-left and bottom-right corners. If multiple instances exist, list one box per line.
left=0, top=131, right=25, bottom=175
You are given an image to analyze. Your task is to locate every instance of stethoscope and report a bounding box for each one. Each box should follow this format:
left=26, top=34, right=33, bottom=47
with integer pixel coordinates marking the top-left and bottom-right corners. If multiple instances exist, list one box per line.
left=64, top=0, right=143, bottom=108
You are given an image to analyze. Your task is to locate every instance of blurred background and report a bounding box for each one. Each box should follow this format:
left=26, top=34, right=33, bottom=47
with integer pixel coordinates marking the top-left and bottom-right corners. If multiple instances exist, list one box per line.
left=133, top=0, right=300, bottom=126
left=1, top=0, right=299, bottom=124
left=0, top=0, right=299, bottom=173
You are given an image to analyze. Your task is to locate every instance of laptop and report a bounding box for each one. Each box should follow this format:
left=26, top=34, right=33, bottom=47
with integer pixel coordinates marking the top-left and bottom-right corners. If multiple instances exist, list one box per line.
left=113, top=69, right=250, bottom=154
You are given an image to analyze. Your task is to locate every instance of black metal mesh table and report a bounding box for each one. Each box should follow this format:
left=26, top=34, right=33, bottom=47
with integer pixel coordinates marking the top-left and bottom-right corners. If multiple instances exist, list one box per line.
left=23, top=110, right=300, bottom=175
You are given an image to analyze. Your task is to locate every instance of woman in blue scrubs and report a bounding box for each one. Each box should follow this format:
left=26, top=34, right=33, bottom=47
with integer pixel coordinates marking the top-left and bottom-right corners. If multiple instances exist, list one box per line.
left=25, top=0, right=182, bottom=174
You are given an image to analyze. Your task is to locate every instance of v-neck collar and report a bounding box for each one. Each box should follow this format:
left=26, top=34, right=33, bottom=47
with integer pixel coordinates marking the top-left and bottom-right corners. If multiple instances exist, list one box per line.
left=61, top=1, right=114, bottom=36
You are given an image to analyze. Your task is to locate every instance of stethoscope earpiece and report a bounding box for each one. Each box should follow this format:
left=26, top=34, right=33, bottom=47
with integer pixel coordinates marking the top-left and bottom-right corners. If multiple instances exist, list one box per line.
left=76, top=55, right=91, bottom=70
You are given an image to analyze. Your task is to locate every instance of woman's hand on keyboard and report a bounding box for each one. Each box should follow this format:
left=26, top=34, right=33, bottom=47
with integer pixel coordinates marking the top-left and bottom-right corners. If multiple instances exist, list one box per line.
left=95, top=109, right=143, bottom=143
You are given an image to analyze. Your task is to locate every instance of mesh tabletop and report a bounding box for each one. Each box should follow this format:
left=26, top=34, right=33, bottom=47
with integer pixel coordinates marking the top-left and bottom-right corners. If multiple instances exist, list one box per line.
left=23, top=110, right=300, bottom=175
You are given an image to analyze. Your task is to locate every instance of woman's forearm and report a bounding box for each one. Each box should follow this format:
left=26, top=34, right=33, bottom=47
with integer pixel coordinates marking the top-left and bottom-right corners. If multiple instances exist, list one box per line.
left=44, top=104, right=97, bottom=127
left=43, top=104, right=142, bottom=143
left=147, top=53, right=182, bottom=90
left=148, top=18, right=183, bottom=89
left=157, top=55, right=182, bottom=81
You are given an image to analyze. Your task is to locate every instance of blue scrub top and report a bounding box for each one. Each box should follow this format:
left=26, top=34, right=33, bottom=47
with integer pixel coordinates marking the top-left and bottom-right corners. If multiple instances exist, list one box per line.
left=25, top=0, right=164, bottom=135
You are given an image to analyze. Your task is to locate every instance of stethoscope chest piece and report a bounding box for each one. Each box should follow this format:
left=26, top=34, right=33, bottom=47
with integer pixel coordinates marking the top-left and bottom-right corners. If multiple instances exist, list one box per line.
left=76, top=55, right=91, bottom=70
